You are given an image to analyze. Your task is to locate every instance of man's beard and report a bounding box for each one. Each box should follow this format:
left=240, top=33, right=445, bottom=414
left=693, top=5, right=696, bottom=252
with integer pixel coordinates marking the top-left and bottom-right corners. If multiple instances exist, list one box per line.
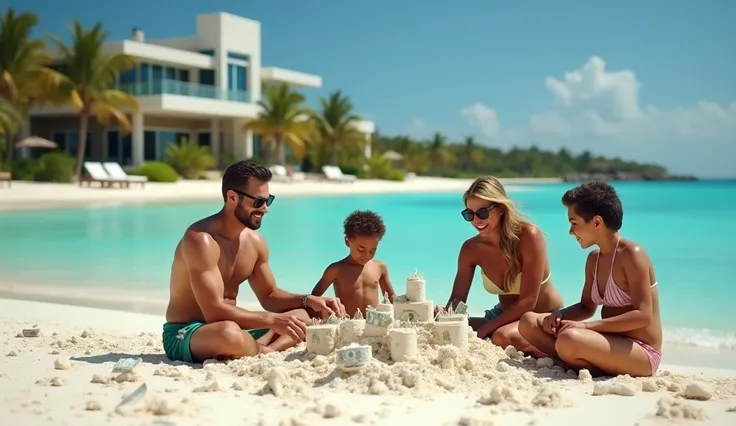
left=234, top=203, right=262, bottom=230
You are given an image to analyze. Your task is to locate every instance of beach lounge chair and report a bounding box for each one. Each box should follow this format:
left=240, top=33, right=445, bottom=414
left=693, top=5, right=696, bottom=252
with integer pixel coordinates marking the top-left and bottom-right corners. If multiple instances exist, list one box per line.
left=81, top=162, right=129, bottom=188
left=0, top=171, right=10, bottom=188
left=269, top=165, right=292, bottom=182
left=102, top=162, right=148, bottom=188
left=270, top=165, right=307, bottom=182
left=322, top=165, right=357, bottom=183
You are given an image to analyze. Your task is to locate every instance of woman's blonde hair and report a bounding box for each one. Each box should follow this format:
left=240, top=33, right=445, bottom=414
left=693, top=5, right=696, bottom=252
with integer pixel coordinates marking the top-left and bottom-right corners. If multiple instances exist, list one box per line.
left=463, top=176, right=533, bottom=292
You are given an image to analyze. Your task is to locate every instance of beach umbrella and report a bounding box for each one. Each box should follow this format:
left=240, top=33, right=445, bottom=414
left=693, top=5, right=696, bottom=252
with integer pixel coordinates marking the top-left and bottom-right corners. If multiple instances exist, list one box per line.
left=381, top=150, right=403, bottom=161
left=15, top=136, right=59, bottom=149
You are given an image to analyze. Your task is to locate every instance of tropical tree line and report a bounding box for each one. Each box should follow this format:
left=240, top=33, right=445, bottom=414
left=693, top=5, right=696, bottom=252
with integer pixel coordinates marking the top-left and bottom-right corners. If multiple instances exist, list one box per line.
left=1, top=7, right=668, bottom=183
left=368, top=133, right=669, bottom=179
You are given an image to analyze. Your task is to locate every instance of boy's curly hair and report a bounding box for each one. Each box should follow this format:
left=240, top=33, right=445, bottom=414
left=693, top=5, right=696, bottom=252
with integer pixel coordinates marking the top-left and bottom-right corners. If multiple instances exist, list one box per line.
left=343, top=210, right=386, bottom=239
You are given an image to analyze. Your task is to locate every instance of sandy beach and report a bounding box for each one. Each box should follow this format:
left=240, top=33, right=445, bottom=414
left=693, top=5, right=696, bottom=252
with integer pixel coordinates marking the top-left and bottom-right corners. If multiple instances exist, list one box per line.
left=0, top=176, right=561, bottom=212
left=2, top=298, right=735, bottom=426
left=2, top=176, right=735, bottom=425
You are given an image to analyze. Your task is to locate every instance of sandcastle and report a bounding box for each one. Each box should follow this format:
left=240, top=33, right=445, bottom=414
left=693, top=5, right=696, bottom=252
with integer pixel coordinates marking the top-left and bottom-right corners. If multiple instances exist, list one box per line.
left=305, top=268, right=472, bottom=369
left=393, top=269, right=434, bottom=322
left=305, top=324, right=338, bottom=355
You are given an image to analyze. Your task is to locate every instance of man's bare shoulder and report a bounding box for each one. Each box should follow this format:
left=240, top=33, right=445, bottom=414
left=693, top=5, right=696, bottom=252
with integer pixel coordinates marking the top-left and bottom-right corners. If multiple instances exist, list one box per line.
left=179, top=220, right=221, bottom=266
left=240, top=229, right=268, bottom=252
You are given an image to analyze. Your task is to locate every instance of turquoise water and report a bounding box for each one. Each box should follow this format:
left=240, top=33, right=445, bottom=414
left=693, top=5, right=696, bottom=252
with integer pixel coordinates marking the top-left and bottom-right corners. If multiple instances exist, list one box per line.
left=1, top=181, right=735, bottom=349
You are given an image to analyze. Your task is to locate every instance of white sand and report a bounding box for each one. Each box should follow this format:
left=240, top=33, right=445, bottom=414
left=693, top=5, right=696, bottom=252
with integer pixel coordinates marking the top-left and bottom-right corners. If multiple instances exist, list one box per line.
left=0, top=176, right=560, bottom=211
left=2, top=299, right=735, bottom=426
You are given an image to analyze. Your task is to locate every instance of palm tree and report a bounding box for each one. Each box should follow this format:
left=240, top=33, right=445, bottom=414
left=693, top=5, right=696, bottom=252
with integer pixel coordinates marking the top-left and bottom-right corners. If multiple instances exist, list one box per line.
left=243, top=82, right=316, bottom=164
left=428, top=132, right=453, bottom=169
left=462, top=136, right=485, bottom=171
left=49, top=21, right=139, bottom=181
left=0, top=9, right=65, bottom=164
left=312, top=90, right=362, bottom=165
left=0, top=98, right=23, bottom=137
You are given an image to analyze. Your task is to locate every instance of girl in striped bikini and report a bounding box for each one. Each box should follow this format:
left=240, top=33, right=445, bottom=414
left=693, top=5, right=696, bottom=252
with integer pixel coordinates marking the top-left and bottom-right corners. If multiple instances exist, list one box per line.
left=518, top=181, right=662, bottom=377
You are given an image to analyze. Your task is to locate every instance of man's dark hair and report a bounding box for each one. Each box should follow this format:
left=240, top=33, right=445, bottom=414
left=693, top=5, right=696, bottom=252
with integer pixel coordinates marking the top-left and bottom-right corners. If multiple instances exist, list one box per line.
left=561, top=181, right=623, bottom=231
left=221, top=160, right=272, bottom=201
left=343, top=210, right=386, bottom=239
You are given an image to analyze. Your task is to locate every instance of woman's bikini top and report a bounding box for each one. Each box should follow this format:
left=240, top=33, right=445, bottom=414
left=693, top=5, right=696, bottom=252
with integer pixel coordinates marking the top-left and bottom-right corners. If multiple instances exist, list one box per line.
left=481, top=269, right=551, bottom=295
left=591, top=238, right=657, bottom=307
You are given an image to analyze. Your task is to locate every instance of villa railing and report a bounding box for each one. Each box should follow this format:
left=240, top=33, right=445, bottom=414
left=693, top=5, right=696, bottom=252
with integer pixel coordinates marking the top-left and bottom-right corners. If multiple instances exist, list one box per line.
left=116, top=80, right=249, bottom=103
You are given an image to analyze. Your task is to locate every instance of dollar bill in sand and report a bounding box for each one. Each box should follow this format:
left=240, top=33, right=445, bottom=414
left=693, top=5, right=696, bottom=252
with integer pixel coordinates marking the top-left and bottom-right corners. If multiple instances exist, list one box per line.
left=336, top=344, right=372, bottom=372
left=365, top=309, right=392, bottom=327
left=113, top=357, right=142, bottom=373
left=455, top=301, right=468, bottom=315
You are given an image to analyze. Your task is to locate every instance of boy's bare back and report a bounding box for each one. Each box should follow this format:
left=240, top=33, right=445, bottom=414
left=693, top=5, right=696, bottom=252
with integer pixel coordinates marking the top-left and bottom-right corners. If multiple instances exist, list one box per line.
left=312, top=258, right=395, bottom=318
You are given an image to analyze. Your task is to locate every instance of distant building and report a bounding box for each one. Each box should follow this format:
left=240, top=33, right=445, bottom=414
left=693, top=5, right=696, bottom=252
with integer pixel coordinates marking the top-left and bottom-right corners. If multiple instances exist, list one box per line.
left=29, top=12, right=375, bottom=166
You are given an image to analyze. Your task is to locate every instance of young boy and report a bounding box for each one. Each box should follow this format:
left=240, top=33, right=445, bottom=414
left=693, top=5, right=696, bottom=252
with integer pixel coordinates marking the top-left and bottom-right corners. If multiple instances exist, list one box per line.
left=311, top=210, right=397, bottom=318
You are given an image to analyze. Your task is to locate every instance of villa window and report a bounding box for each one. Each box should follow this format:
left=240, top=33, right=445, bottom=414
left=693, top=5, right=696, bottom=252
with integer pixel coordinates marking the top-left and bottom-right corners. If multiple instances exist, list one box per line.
left=121, top=135, right=132, bottom=166
left=144, top=131, right=156, bottom=161
left=52, top=132, right=67, bottom=152
left=107, top=131, right=120, bottom=163
left=197, top=132, right=211, bottom=147
left=199, top=69, right=215, bottom=86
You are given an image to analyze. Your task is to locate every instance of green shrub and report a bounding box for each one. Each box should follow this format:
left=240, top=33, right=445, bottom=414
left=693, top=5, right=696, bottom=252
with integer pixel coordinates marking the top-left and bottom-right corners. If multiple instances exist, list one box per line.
left=33, top=152, right=75, bottom=182
left=366, top=156, right=405, bottom=181
left=164, top=139, right=215, bottom=179
left=338, top=162, right=366, bottom=178
left=132, top=162, right=180, bottom=183
left=10, top=158, right=38, bottom=180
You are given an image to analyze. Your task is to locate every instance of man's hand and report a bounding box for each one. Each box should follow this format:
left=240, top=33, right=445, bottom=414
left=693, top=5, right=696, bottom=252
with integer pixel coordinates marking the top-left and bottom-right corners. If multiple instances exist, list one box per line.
left=434, top=305, right=446, bottom=316
left=556, top=320, right=587, bottom=335
left=306, top=295, right=346, bottom=318
left=271, top=312, right=308, bottom=342
left=542, top=310, right=563, bottom=334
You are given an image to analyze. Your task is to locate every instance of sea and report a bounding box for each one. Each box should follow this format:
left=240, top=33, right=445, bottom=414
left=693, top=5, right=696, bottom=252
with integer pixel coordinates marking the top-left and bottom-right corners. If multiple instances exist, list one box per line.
left=1, top=180, right=735, bottom=350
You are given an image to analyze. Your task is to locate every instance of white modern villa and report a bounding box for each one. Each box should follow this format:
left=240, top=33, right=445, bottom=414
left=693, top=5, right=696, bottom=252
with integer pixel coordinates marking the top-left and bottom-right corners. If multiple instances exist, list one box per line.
left=28, top=12, right=376, bottom=167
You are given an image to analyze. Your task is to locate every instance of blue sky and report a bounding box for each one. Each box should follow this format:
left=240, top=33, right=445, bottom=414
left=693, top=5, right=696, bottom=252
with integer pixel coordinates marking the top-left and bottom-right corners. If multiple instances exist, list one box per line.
left=10, top=0, right=736, bottom=177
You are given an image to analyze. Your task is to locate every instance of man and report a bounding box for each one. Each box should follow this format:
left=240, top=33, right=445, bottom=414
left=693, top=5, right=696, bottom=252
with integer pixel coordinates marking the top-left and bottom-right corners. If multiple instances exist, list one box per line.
left=162, top=160, right=346, bottom=363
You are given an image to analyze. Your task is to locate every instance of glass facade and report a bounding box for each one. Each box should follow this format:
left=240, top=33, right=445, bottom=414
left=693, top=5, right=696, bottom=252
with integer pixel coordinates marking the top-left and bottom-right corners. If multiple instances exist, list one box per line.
left=115, top=48, right=250, bottom=102
left=52, top=131, right=93, bottom=159
left=106, top=131, right=133, bottom=165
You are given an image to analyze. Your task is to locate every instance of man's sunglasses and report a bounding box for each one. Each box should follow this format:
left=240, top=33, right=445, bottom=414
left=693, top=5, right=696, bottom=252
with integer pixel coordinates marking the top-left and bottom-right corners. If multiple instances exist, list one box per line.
left=232, top=189, right=275, bottom=208
left=461, top=204, right=496, bottom=221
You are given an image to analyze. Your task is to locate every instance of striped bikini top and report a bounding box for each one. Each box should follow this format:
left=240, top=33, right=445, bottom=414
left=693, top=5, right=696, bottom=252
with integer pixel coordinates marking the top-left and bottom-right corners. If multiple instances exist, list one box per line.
left=591, top=238, right=657, bottom=308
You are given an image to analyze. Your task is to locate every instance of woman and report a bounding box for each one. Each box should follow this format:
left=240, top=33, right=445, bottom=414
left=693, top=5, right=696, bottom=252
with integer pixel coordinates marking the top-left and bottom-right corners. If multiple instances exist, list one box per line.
left=518, top=181, right=662, bottom=377
left=438, top=176, right=564, bottom=356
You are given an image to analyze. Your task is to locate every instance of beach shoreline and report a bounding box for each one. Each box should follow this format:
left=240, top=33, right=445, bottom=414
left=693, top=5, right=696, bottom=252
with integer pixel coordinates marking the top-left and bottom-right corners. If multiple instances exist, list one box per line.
left=1, top=297, right=735, bottom=426
left=0, top=176, right=562, bottom=212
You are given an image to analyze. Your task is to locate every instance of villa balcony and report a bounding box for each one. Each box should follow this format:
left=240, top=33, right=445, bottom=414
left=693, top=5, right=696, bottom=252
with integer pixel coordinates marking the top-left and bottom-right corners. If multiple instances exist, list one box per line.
left=116, top=79, right=250, bottom=103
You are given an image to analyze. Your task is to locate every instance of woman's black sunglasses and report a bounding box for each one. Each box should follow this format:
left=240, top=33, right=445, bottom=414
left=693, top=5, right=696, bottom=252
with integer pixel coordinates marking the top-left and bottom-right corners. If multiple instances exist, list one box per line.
left=232, top=189, right=275, bottom=208
left=461, top=205, right=495, bottom=221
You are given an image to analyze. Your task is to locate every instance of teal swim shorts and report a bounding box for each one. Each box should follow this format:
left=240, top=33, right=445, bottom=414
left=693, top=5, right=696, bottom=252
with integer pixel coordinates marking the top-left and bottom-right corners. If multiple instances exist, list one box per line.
left=162, top=322, right=270, bottom=363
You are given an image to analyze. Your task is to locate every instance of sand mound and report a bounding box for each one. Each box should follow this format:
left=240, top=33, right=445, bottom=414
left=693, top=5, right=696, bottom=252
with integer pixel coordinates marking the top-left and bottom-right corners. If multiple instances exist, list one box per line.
left=4, top=319, right=736, bottom=424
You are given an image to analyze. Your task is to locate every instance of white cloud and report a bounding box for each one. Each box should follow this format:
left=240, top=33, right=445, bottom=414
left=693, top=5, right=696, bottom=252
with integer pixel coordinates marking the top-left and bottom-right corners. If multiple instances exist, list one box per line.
left=460, top=56, right=736, bottom=176
left=461, top=104, right=501, bottom=138
left=405, top=118, right=434, bottom=139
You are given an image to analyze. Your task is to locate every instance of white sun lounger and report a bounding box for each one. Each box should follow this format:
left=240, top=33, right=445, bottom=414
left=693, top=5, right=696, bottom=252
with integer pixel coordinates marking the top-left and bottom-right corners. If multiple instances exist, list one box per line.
left=322, top=165, right=356, bottom=183
left=270, top=165, right=306, bottom=182
left=102, top=162, right=148, bottom=188
left=81, top=162, right=130, bottom=188
left=269, top=165, right=292, bottom=182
